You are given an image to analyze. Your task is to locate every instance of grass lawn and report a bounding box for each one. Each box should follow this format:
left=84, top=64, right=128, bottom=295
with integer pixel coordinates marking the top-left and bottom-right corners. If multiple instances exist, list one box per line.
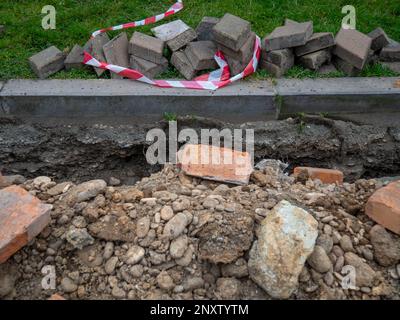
left=0, top=0, right=399, bottom=80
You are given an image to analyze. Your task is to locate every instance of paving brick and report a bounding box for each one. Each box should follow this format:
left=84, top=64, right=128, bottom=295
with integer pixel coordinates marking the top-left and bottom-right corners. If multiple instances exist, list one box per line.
left=217, top=32, right=256, bottom=64
left=299, top=49, right=332, bottom=70
left=0, top=185, right=52, bottom=263
left=294, top=32, right=335, bottom=56
left=264, top=20, right=313, bottom=51
left=196, top=17, right=220, bottom=41
left=333, top=56, right=361, bottom=76
left=130, top=55, right=168, bottom=78
left=64, top=44, right=84, bottom=70
left=28, top=46, right=65, bottom=79
left=212, top=13, right=251, bottom=51
left=259, top=60, right=286, bottom=78
left=365, top=180, right=400, bottom=235
left=381, top=62, right=400, bottom=73
left=293, top=167, right=344, bottom=184
left=171, top=51, right=196, bottom=80
left=103, top=32, right=129, bottom=79
left=317, top=63, right=338, bottom=75
left=380, top=40, right=400, bottom=62
left=129, top=32, right=165, bottom=64
left=333, top=29, right=372, bottom=69
left=368, top=28, right=390, bottom=52
left=151, top=20, right=196, bottom=52
left=178, top=144, right=253, bottom=185
left=225, top=55, right=248, bottom=76
left=262, top=48, right=294, bottom=70
left=366, top=49, right=379, bottom=65
left=85, top=32, right=110, bottom=77
left=185, top=41, right=218, bottom=70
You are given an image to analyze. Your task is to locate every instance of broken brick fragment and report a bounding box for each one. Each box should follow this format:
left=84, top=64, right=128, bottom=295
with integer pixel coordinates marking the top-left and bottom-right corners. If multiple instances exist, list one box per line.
left=293, top=167, right=344, bottom=184
left=0, top=185, right=52, bottom=263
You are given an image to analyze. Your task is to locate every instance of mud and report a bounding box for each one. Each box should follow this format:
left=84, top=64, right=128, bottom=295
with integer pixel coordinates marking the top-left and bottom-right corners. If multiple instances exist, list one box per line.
left=0, top=115, right=399, bottom=182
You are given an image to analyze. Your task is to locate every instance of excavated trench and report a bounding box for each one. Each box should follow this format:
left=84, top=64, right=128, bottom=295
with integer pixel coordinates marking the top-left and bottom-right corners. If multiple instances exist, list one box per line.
left=0, top=115, right=400, bottom=183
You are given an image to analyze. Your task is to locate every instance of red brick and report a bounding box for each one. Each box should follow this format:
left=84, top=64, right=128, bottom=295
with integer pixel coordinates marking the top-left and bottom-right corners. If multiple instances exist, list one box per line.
left=365, top=180, right=400, bottom=235
left=48, top=293, right=66, bottom=300
left=293, top=167, right=344, bottom=184
left=0, top=185, right=52, bottom=263
left=178, top=144, right=253, bottom=185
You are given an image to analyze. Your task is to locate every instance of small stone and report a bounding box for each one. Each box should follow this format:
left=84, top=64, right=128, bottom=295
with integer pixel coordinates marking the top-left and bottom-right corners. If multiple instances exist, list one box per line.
left=316, top=234, right=334, bottom=254
left=196, top=17, right=220, bottom=41
left=172, top=198, right=191, bottom=212
left=61, top=277, right=77, bottom=293
left=160, top=206, right=174, bottom=221
left=317, top=63, right=338, bottom=75
left=369, top=225, right=400, bottom=266
left=307, top=245, right=332, bottom=273
left=339, top=235, right=355, bottom=252
left=212, top=13, right=251, bottom=51
left=109, top=177, right=121, bottom=186
left=157, top=271, right=175, bottom=291
left=65, top=228, right=94, bottom=250
left=215, top=278, right=241, bottom=300
left=183, top=277, right=204, bottom=291
left=130, top=265, right=144, bottom=278
left=163, top=212, right=188, bottom=239
left=136, top=216, right=150, bottom=238
left=221, top=258, right=249, bottom=278
left=111, top=286, right=126, bottom=299
left=103, top=242, right=114, bottom=260
left=65, top=179, right=107, bottom=205
left=104, top=256, right=119, bottom=274
left=170, top=235, right=188, bottom=259
left=125, top=245, right=145, bottom=265
left=29, top=46, right=65, bottom=79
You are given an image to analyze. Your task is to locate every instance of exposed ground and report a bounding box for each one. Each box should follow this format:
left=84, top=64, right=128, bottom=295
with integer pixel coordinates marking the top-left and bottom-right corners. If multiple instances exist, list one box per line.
left=1, top=0, right=399, bottom=80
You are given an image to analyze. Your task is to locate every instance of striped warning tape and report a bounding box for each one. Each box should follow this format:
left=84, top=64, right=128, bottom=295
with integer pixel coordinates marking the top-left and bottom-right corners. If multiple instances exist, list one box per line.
left=83, top=0, right=261, bottom=90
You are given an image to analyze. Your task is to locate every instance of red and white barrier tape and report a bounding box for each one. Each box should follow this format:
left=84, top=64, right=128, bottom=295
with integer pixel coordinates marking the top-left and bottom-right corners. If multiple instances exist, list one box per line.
left=83, top=0, right=261, bottom=90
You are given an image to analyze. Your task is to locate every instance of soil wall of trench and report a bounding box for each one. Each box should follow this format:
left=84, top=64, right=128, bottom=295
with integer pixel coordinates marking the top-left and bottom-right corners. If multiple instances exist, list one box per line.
left=0, top=115, right=399, bottom=183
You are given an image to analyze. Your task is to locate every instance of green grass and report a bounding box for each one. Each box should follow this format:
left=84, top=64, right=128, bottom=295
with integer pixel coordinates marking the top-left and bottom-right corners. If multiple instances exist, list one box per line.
left=0, top=0, right=399, bottom=80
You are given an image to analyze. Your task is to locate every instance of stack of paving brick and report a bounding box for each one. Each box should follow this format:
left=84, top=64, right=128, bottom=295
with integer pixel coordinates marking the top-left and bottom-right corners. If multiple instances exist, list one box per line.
left=128, top=32, right=168, bottom=78
left=212, top=14, right=255, bottom=76
left=368, top=28, right=400, bottom=74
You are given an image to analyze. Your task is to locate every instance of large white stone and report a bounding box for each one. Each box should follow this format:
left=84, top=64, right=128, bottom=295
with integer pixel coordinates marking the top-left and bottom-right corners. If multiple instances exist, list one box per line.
left=248, top=200, right=318, bottom=298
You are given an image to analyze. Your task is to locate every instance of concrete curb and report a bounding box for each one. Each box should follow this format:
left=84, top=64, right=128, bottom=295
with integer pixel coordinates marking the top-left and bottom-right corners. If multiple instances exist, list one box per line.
left=1, top=77, right=399, bottom=125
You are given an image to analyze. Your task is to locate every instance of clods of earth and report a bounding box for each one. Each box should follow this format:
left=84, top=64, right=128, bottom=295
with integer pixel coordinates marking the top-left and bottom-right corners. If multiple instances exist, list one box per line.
left=0, top=162, right=399, bottom=300
left=28, top=13, right=400, bottom=80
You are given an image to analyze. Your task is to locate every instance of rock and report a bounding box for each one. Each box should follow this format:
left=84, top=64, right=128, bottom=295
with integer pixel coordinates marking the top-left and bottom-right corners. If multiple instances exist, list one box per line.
left=307, top=245, right=333, bottom=273
left=28, top=46, right=65, bottom=79
left=130, top=265, right=144, bottom=278
left=215, top=278, right=241, bottom=300
left=178, top=144, right=253, bottom=185
left=175, top=246, right=194, bottom=267
left=185, top=41, right=218, bottom=70
left=65, top=228, right=94, bottom=249
left=221, top=258, right=249, bottom=278
left=48, top=293, right=66, bottom=300
left=339, top=235, right=355, bottom=252
left=344, top=252, right=376, bottom=287
left=183, top=277, right=204, bottom=291
left=171, top=51, right=196, bottom=80
left=109, top=177, right=121, bottom=186
left=151, top=19, right=197, bottom=52
left=369, top=225, right=400, bottom=266
left=163, top=212, right=188, bottom=239
left=0, top=174, right=26, bottom=188
left=129, top=31, right=165, bottom=64
left=333, top=28, right=372, bottom=70
left=160, top=206, right=174, bottom=221
left=88, top=215, right=136, bottom=242
left=294, top=32, right=335, bottom=56
left=103, top=242, right=114, bottom=260
left=368, top=28, right=390, bottom=52
left=157, top=271, right=175, bottom=291
left=212, top=13, right=251, bottom=51
left=103, top=33, right=129, bottom=79
left=136, top=216, right=150, bottom=238
left=248, top=200, right=318, bottom=298
left=125, top=245, right=145, bottom=265
left=196, top=16, right=220, bottom=41
left=120, top=187, right=143, bottom=202
left=64, top=44, right=84, bottom=70
left=47, top=182, right=72, bottom=196
left=316, top=234, right=334, bottom=254
left=170, top=235, right=188, bottom=259
left=264, top=20, right=313, bottom=51
left=293, top=167, right=343, bottom=184
left=172, top=198, right=190, bottom=212
left=104, top=256, right=119, bottom=274
left=0, top=262, right=19, bottom=298
left=0, top=186, right=52, bottom=263
left=64, top=180, right=107, bottom=205
left=111, top=286, right=126, bottom=299
left=77, top=245, right=103, bottom=267
left=365, top=180, right=400, bottom=235
left=61, top=277, right=78, bottom=293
